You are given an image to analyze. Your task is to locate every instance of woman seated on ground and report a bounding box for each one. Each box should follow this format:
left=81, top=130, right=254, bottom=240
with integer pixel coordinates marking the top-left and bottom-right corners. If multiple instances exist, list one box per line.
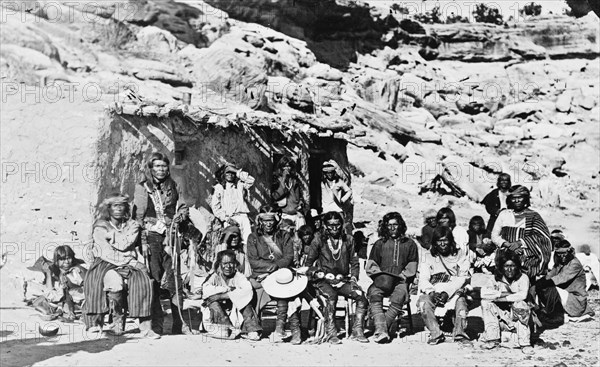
left=468, top=216, right=496, bottom=274
left=215, top=225, right=251, bottom=278
left=479, top=250, right=534, bottom=355
left=417, top=226, right=472, bottom=345
left=83, top=193, right=159, bottom=339
left=535, top=240, right=595, bottom=327
left=27, top=245, right=86, bottom=322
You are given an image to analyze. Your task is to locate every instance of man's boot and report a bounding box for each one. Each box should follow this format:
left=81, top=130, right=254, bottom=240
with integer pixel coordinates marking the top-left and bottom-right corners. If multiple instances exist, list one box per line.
left=107, top=291, right=125, bottom=336
left=151, top=284, right=164, bottom=335
left=139, top=317, right=161, bottom=339
left=289, top=311, right=302, bottom=345
left=350, top=299, right=369, bottom=343
left=371, top=300, right=390, bottom=343
left=324, top=299, right=341, bottom=344
left=453, top=298, right=470, bottom=341
left=273, top=299, right=288, bottom=343
left=384, top=302, right=403, bottom=338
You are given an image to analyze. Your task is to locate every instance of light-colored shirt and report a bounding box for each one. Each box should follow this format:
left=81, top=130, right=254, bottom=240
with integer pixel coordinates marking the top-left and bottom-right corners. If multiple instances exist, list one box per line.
left=211, top=170, right=254, bottom=221
left=484, top=274, right=530, bottom=303
left=491, top=209, right=526, bottom=247
left=92, top=220, right=141, bottom=266
left=321, top=179, right=352, bottom=213
left=419, top=248, right=471, bottom=296
left=203, top=271, right=253, bottom=311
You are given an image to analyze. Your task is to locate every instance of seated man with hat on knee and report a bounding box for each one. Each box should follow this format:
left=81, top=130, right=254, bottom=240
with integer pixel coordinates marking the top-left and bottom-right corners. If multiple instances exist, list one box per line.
left=247, top=204, right=303, bottom=344
left=366, top=212, right=419, bottom=343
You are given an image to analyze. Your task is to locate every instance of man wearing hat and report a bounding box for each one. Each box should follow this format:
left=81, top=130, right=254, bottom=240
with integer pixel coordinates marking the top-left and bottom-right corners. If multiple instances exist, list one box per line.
left=211, top=162, right=255, bottom=246
left=491, top=185, right=552, bottom=279
left=202, top=250, right=263, bottom=340
left=535, top=240, right=594, bottom=326
left=366, top=212, right=419, bottom=343
left=246, top=205, right=300, bottom=344
left=302, top=211, right=369, bottom=344
left=547, top=229, right=566, bottom=269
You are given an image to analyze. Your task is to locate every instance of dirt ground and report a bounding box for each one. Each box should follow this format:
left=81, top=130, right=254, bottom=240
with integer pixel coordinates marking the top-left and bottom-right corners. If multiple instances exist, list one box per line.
left=1, top=276, right=598, bottom=367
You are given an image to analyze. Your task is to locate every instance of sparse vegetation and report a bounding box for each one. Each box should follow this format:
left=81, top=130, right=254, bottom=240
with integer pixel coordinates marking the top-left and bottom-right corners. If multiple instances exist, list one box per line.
left=473, top=3, right=504, bottom=25
left=390, top=3, right=410, bottom=15
left=413, top=5, right=443, bottom=24
left=446, top=12, right=469, bottom=24
left=521, top=2, right=543, bottom=16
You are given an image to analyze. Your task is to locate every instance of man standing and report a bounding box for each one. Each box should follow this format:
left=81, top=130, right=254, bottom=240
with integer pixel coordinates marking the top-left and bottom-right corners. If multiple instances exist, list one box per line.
left=202, top=250, right=262, bottom=340
left=211, top=163, right=255, bottom=245
left=272, top=156, right=306, bottom=229
left=132, top=152, right=195, bottom=335
left=366, top=212, right=418, bottom=343
left=482, top=173, right=511, bottom=234
left=302, top=211, right=369, bottom=344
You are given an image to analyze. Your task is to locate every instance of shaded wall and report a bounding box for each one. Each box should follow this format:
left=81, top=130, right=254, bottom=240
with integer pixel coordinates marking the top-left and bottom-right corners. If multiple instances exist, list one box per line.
left=97, top=113, right=351, bottom=225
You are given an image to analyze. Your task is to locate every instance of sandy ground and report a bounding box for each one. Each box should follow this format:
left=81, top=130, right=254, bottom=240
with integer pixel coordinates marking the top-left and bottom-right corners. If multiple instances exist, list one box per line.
left=1, top=167, right=599, bottom=366
left=1, top=274, right=598, bottom=367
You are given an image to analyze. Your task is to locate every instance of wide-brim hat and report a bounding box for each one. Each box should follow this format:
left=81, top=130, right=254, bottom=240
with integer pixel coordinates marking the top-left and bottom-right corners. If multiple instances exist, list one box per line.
left=262, top=268, right=308, bottom=299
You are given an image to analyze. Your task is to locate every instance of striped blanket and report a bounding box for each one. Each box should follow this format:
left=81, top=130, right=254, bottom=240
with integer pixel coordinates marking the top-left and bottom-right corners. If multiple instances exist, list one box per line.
left=498, top=209, right=552, bottom=278
left=82, top=258, right=153, bottom=328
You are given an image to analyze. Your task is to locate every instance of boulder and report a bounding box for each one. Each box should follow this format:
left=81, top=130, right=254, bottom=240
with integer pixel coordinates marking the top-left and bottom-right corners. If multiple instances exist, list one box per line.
left=305, top=64, right=343, bottom=82
left=136, top=26, right=181, bottom=54
left=438, top=114, right=472, bottom=127
left=574, top=94, right=596, bottom=110
left=494, top=102, right=541, bottom=120
left=523, top=122, right=563, bottom=139
left=555, top=92, right=573, bottom=112
left=399, top=19, right=426, bottom=34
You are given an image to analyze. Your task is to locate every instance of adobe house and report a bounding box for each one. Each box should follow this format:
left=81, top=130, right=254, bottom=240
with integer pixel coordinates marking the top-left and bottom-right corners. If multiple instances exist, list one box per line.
left=1, top=88, right=355, bottom=275
left=102, top=101, right=354, bottom=225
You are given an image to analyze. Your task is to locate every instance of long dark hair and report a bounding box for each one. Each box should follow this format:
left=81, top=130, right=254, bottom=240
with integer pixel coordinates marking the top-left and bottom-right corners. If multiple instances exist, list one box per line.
left=274, top=156, right=297, bottom=178
left=215, top=164, right=240, bottom=188
left=321, top=211, right=346, bottom=240
left=495, top=250, right=523, bottom=281
left=430, top=226, right=458, bottom=257
left=436, top=207, right=457, bottom=229
left=468, top=216, right=486, bottom=234
left=214, top=250, right=240, bottom=272
left=380, top=212, right=407, bottom=241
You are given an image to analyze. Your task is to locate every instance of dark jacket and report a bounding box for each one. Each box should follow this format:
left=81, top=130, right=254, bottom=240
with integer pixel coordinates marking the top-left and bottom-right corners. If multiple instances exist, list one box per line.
left=306, top=233, right=359, bottom=279
left=271, top=175, right=303, bottom=215
left=247, top=230, right=294, bottom=279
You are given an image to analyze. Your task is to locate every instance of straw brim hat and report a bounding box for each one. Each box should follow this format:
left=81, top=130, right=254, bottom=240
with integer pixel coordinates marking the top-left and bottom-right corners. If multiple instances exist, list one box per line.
left=262, top=268, right=308, bottom=299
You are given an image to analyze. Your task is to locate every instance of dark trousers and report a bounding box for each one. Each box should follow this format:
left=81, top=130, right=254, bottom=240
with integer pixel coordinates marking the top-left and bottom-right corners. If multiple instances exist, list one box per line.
left=147, top=232, right=185, bottom=332
left=314, top=281, right=367, bottom=304
left=368, top=282, right=408, bottom=326
left=534, top=282, right=565, bottom=327
left=207, top=300, right=262, bottom=333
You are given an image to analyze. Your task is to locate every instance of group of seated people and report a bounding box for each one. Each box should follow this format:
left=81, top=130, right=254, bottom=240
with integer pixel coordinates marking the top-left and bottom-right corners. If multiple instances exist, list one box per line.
left=24, top=153, right=596, bottom=352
